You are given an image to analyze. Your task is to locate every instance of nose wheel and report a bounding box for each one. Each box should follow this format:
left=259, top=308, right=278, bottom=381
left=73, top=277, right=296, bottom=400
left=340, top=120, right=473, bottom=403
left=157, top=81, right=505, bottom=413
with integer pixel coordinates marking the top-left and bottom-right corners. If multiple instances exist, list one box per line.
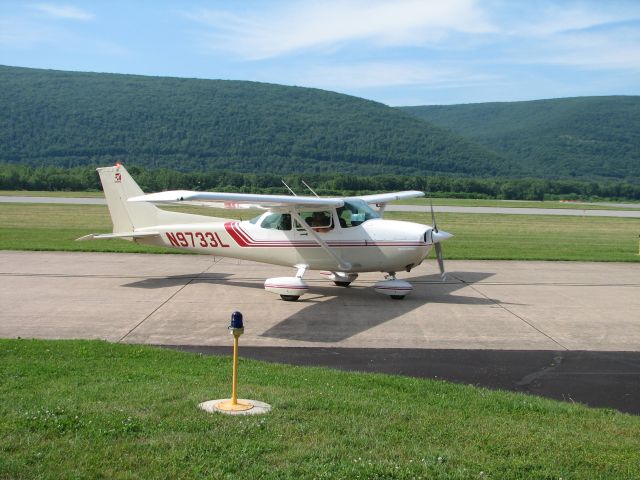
left=320, top=271, right=359, bottom=288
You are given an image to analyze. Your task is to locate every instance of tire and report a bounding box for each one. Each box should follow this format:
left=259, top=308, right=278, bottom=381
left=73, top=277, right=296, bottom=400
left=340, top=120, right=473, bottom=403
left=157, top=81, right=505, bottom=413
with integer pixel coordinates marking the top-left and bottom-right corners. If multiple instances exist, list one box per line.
left=390, top=295, right=406, bottom=300
left=334, top=281, right=351, bottom=287
left=280, top=295, right=300, bottom=302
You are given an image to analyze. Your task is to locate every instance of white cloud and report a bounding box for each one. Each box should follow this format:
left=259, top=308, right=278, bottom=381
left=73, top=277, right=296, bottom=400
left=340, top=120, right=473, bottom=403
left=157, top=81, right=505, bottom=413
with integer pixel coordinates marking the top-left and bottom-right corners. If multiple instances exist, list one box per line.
left=510, top=4, right=637, bottom=36
left=293, top=61, right=499, bottom=90
left=0, top=17, right=60, bottom=47
left=534, top=28, right=640, bottom=70
left=31, top=3, right=94, bottom=21
left=185, top=0, right=495, bottom=59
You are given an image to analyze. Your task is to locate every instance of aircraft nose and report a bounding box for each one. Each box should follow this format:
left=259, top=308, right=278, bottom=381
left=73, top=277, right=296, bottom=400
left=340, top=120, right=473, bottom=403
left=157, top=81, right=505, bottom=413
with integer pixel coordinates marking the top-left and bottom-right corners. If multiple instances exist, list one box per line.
left=432, top=230, right=453, bottom=243
left=424, top=229, right=453, bottom=244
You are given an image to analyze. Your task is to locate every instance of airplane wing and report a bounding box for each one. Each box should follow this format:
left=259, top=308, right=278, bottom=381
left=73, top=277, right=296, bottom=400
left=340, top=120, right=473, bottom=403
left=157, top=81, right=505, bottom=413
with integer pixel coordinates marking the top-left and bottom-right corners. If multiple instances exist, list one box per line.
left=128, top=190, right=344, bottom=209
left=353, top=190, right=425, bottom=204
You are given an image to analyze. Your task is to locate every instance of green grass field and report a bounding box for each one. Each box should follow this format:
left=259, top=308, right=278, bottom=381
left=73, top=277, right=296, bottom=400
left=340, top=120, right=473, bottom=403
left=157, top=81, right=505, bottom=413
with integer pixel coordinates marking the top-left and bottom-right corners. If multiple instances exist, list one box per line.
left=0, top=202, right=638, bottom=261
left=1, top=339, right=639, bottom=479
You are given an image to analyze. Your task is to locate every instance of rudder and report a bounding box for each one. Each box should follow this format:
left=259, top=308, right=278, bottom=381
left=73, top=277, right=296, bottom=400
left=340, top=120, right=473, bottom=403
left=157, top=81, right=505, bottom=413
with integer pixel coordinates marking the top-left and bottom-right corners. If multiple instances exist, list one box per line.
left=98, top=165, right=159, bottom=232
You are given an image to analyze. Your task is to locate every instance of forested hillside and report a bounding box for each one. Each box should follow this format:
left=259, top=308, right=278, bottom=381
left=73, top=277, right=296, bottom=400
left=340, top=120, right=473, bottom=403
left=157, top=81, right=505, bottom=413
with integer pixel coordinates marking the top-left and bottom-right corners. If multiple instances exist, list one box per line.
left=401, top=97, right=640, bottom=181
left=0, top=65, right=510, bottom=177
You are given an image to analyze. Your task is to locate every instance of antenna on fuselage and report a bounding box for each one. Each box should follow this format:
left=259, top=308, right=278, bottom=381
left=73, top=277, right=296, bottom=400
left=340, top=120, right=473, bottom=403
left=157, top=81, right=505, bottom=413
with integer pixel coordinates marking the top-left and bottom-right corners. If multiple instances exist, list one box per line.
left=301, top=180, right=320, bottom=198
left=281, top=180, right=298, bottom=196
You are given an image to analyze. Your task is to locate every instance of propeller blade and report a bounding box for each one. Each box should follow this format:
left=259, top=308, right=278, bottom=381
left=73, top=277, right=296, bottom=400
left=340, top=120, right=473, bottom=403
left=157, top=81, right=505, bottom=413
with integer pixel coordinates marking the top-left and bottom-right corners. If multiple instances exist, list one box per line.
left=435, top=242, right=446, bottom=281
left=430, top=199, right=438, bottom=233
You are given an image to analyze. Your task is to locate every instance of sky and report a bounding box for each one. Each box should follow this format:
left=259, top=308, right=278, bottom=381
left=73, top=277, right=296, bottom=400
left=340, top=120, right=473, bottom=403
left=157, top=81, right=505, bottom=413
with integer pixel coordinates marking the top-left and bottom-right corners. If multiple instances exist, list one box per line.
left=1, top=0, right=639, bottom=106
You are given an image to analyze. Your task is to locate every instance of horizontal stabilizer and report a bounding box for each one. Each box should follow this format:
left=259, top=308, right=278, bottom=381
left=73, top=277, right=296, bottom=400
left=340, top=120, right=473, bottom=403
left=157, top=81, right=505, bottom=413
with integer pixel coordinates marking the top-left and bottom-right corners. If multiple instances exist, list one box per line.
left=76, top=231, right=160, bottom=241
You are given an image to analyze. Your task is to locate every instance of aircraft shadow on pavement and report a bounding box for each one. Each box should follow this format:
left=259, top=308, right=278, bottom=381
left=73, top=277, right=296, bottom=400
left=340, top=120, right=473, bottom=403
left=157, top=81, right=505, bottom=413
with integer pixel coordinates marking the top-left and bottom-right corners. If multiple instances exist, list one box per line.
left=121, top=270, right=514, bottom=343
left=260, top=271, right=504, bottom=343
left=122, top=273, right=232, bottom=289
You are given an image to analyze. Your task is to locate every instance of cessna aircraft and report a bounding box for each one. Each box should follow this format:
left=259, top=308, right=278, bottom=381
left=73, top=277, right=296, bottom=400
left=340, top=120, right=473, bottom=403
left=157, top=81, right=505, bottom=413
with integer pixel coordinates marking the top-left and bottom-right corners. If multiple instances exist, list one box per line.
left=79, top=164, right=452, bottom=301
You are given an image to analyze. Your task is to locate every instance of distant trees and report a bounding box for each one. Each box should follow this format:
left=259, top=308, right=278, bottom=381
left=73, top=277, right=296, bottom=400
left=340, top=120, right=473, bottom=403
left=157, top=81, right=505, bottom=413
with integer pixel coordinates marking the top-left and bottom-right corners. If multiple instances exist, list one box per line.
left=1, top=163, right=638, bottom=201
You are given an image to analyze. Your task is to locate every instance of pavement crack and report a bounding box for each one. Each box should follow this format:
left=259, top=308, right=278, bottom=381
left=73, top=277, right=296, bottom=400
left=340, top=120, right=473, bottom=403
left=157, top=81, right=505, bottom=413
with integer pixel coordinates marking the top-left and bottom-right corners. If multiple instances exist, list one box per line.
left=118, top=260, right=218, bottom=343
left=515, top=351, right=565, bottom=386
left=451, top=273, right=569, bottom=351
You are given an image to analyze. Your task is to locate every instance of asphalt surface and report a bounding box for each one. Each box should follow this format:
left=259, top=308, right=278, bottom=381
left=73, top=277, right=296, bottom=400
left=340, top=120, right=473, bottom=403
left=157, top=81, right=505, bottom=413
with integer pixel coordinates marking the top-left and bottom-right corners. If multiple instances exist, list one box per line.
left=2, top=195, right=640, bottom=217
left=2, top=251, right=639, bottom=413
left=168, top=346, right=640, bottom=414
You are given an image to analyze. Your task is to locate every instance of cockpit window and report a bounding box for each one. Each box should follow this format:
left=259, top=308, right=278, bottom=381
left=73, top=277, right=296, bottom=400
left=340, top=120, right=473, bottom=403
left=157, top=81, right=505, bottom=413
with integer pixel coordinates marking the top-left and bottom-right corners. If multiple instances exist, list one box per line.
left=260, top=213, right=291, bottom=230
left=299, top=211, right=333, bottom=233
left=338, top=200, right=380, bottom=228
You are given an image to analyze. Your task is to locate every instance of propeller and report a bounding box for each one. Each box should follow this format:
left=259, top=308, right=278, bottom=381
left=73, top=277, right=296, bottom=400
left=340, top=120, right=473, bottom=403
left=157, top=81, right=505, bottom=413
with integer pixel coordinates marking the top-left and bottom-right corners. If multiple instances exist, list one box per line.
left=430, top=198, right=438, bottom=234
left=435, top=243, right=445, bottom=280
left=429, top=200, right=450, bottom=281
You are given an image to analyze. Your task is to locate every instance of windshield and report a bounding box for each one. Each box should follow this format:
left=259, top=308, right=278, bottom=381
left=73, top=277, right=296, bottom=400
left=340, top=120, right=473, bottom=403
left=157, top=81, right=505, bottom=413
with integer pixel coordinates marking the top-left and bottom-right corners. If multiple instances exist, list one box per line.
left=337, top=199, right=380, bottom=227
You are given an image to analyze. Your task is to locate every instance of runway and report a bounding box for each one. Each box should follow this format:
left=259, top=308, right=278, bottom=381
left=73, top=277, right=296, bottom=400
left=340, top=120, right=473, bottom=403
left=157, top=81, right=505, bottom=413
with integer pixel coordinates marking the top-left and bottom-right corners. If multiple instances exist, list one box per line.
left=2, top=195, right=639, bottom=217
left=2, top=251, right=639, bottom=412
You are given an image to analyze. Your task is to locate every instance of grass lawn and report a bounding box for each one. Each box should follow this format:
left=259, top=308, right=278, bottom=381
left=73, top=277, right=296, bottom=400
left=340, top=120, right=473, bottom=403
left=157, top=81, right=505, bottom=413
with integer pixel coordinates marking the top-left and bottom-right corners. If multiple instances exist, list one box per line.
left=1, top=339, right=639, bottom=479
left=385, top=211, right=640, bottom=262
left=0, top=202, right=638, bottom=262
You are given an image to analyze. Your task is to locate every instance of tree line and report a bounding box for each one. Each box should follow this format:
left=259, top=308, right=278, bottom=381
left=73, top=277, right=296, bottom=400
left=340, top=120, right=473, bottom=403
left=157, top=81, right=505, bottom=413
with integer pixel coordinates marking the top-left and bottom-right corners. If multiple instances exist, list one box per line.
left=1, top=163, right=638, bottom=201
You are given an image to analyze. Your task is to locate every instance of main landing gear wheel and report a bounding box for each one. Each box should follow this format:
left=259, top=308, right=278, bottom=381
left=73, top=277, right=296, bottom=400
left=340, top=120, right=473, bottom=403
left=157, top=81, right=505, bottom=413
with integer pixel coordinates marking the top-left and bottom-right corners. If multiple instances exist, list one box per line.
left=265, top=269, right=309, bottom=301
left=334, top=281, right=351, bottom=287
left=373, top=275, right=413, bottom=300
left=280, top=295, right=300, bottom=301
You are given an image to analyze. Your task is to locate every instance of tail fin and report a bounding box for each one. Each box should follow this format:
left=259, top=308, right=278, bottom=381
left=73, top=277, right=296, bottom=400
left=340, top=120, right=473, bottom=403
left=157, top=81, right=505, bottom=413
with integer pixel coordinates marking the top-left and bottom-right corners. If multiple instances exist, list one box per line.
left=98, top=165, right=160, bottom=232
left=98, top=164, right=228, bottom=234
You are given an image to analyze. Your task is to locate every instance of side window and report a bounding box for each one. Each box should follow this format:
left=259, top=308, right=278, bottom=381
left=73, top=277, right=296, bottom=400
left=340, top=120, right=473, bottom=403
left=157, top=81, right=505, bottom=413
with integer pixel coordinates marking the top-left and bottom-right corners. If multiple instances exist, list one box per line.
left=337, top=207, right=352, bottom=228
left=299, top=211, right=333, bottom=232
left=260, top=213, right=291, bottom=230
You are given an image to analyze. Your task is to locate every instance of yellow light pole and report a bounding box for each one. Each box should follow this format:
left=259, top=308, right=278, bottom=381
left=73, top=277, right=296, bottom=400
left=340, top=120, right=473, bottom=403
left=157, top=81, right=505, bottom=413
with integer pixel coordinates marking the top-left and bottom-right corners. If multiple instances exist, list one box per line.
left=216, top=311, right=254, bottom=412
left=198, top=311, right=271, bottom=415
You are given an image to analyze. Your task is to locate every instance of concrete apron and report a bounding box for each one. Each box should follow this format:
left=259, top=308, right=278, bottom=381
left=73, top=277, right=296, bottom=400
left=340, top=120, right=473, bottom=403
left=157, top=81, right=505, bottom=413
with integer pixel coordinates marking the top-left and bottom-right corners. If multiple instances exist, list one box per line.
left=1, top=251, right=639, bottom=352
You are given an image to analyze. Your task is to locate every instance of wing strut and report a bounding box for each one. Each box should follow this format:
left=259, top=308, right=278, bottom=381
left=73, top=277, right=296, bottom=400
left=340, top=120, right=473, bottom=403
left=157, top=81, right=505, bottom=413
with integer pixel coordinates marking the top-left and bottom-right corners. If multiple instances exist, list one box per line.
left=281, top=180, right=297, bottom=196
left=290, top=210, right=352, bottom=271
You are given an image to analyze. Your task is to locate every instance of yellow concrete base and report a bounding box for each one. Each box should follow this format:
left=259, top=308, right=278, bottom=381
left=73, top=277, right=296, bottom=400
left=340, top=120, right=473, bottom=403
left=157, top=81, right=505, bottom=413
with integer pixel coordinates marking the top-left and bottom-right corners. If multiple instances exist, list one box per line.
left=199, top=399, right=272, bottom=416
left=216, top=400, right=254, bottom=412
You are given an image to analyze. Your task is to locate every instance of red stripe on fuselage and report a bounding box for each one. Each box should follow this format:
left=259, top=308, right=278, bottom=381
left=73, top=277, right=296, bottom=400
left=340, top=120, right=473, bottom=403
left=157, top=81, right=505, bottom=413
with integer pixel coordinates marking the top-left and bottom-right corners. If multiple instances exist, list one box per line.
left=224, top=221, right=426, bottom=248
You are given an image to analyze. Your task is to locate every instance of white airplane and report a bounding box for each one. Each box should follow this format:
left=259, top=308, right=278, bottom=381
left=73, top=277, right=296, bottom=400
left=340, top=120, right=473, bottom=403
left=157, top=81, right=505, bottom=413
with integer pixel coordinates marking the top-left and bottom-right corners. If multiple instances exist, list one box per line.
left=79, top=164, right=452, bottom=301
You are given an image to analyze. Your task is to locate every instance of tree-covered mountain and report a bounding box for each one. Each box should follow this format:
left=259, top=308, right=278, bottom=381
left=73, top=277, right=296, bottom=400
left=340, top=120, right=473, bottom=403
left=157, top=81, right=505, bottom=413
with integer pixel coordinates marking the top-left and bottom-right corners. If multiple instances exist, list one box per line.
left=401, top=97, right=640, bottom=182
left=0, top=65, right=511, bottom=177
